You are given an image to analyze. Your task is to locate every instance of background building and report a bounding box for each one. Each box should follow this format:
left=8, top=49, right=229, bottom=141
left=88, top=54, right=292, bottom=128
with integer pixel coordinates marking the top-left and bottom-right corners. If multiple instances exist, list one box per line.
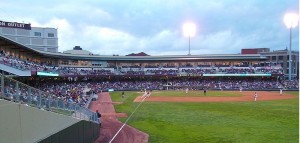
left=0, top=20, right=58, bottom=52
left=241, top=48, right=270, bottom=54
left=242, top=48, right=299, bottom=79
left=63, top=46, right=93, bottom=55
left=261, top=49, right=299, bottom=79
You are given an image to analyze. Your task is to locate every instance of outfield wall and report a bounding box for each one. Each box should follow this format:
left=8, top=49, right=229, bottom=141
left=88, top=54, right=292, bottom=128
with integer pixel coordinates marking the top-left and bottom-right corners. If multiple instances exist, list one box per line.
left=38, top=120, right=99, bottom=143
left=0, top=99, right=80, bottom=143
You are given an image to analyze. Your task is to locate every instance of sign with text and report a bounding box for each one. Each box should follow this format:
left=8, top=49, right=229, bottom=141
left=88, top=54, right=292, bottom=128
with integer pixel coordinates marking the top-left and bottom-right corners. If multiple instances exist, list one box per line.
left=0, top=21, right=31, bottom=30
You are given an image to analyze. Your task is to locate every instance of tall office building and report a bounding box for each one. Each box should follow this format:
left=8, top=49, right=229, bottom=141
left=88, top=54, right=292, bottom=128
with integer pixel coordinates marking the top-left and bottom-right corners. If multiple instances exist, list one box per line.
left=0, top=20, right=58, bottom=52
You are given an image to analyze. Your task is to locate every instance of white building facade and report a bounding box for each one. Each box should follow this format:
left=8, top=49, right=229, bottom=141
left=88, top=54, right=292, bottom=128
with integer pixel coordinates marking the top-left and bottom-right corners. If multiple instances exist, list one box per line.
left=0, top=21, right=58, bottom=52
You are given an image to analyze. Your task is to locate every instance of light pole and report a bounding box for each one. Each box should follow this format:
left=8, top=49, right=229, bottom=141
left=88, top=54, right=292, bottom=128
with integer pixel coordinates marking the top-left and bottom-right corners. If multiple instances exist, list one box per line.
left=283, top=13, right=298, bottom=80
left=182, top=22, right=196, bottom=55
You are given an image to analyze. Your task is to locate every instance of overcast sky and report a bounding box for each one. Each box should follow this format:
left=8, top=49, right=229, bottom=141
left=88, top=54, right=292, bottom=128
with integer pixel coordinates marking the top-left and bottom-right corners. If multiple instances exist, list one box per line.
left=0, top=0, right=298, bottom=55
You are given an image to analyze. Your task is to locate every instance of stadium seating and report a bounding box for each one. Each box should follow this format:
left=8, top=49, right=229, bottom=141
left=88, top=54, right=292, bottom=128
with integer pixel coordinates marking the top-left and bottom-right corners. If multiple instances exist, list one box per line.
left=0, top=52, right=286, bottom=77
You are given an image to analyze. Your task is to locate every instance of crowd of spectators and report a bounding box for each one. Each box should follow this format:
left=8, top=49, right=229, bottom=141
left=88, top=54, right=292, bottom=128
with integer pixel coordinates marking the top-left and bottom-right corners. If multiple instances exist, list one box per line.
left=122, top=70, right=145, bottom=75
left=281, top=80, right=299, bottom=89
left=2, top=81, right=93, bottom=107
left=33, top=78, right=298, bottom=97
left=3, top=77, right=297, bottom=110
left=255, top=68, right=283, bottom=74
left=0, top=49, right=289, bottom=76
left=0, top=50, right=55, bottom=72
left=161, top=78, right=289, bottom=90
left=0, top=50, right=297, bottom=116
left=38, top=83, right=91, bottom=106
left=3, top=76, right=297, bottom=111
left=218, top=68, right=255, bottom=74
left=146, top=69, right=178, bottom=75
left=91, top=81, right=163, bottom=90
left=197, top=64, right=211, bottom=67
left=144, top=65, right=159, bottom=68
left=181, top=69, right=216, bottom=74
left=58, top=68, right=114, bottom=76
left=182, top=67, right=283, bottom=74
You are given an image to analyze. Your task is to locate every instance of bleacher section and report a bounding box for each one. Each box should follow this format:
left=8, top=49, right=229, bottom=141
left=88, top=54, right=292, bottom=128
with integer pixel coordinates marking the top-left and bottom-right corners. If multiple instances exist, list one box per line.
left=0, top=63, right=31, bottom=76
left=0, top=53, right=284, bottom=76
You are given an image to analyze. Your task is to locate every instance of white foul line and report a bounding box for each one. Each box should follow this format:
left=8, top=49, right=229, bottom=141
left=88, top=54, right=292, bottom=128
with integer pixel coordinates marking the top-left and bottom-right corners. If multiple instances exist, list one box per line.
left=109, top=95, right=148, bottom=143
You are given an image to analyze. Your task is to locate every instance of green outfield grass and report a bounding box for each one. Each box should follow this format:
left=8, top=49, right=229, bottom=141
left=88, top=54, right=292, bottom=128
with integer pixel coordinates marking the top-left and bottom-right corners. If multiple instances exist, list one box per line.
left=269, top=91, right=299, bottom=96
left=118, top=90, right=243, bottom=97
left=110, top=91, right=299, bottom=143
left=285, top=91, right=299, bottom=96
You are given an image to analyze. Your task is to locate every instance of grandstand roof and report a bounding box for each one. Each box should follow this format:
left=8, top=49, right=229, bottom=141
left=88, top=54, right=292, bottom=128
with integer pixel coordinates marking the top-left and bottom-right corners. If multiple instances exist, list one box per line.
left=0, top=35, right=267, bottom=61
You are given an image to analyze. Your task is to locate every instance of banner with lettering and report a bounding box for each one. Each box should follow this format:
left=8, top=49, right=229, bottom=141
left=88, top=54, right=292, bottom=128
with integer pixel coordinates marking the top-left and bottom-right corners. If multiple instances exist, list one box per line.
left=0, top=21, right=31, bottom=30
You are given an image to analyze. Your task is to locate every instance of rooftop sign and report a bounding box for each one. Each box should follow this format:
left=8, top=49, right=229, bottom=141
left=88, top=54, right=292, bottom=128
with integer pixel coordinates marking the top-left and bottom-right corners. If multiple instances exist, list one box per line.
left=0, top=21, right=31, bottom=30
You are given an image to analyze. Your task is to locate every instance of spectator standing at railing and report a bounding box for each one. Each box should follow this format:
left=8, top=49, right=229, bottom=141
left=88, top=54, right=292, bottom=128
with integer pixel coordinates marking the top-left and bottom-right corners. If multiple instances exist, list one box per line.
left=96, top=110, right=102, bottom=127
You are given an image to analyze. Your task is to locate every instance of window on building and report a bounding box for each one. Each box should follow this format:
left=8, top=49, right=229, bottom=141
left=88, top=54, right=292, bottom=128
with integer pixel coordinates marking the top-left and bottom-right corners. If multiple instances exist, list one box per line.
left=34, top=32, right=41, bottom=37
left=48, top=33, right=54, bottom=37
left=278, top=56, right=283, bottom=60
left=271, top=56, right=276, bottom=60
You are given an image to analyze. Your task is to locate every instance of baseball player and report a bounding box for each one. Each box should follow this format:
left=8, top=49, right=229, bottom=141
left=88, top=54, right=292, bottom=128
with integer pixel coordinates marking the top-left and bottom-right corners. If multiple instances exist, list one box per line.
left=254, top=92, right=258, bottom=101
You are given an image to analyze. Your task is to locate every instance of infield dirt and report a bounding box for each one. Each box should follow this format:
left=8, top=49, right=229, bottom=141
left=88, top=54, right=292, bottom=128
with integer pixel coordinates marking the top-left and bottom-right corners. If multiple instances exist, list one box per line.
left=89, top=92, right=148, bottom=143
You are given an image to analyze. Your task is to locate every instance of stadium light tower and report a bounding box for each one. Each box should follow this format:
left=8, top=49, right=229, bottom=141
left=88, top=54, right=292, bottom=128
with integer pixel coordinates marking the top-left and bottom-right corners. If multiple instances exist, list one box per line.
left=283, top=13, right=298, bottom=80
left=182, top=22, right=196, bottom=55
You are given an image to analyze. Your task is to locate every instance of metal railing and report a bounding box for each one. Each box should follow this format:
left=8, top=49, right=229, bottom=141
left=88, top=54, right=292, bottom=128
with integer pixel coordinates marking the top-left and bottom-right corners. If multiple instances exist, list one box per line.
left=0, top=74, right=99, bottom=124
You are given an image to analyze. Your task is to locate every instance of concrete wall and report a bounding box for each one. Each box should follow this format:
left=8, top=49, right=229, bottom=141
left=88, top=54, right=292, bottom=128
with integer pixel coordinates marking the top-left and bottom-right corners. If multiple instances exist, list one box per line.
left=39, top=120, right=100, bottom=143
left=0, top=27, right=58, bottom=52
left=0, top=99, right=80, bottom=143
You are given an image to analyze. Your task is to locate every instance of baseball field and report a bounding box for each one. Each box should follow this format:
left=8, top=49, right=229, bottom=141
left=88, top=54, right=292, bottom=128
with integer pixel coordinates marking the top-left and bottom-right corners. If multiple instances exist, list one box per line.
left=110, top=90, right=299, bottom=143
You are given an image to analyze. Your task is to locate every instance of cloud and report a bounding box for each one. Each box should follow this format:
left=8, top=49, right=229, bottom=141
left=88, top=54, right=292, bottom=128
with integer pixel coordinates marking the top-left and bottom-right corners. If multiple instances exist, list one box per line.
left=80, top=26, right=136, bottom=55
left=0, top=0, right=298, bottom=55
left=30, top=18, right=76, bottom=52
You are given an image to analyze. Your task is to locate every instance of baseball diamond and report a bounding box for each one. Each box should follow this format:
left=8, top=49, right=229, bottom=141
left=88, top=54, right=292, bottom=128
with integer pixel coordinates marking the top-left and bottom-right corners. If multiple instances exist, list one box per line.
left=0, top=1, right=299, bottom=142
